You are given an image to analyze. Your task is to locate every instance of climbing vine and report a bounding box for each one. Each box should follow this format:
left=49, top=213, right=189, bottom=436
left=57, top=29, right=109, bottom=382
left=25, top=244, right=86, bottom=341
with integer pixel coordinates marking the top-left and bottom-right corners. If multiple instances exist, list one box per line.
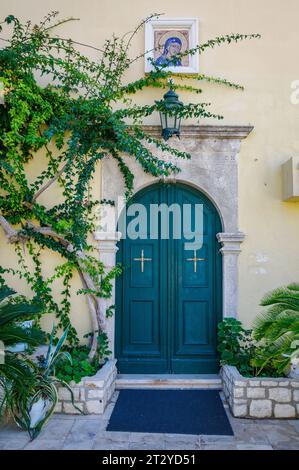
left=0, top=12, right=260, bottom=359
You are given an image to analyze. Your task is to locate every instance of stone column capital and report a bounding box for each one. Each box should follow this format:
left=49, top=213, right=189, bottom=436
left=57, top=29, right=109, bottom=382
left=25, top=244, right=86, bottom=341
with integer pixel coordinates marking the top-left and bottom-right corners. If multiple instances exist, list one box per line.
left=217, top=232, right=245, bottom=255
left=94, top=231, right=122, bottom=254
left=94, top=231, right=122, bottom=243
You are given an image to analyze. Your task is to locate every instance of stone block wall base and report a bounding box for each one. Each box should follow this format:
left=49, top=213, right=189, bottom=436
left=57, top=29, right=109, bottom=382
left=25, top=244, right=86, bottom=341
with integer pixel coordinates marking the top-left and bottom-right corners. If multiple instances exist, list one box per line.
left=56, top=359, right=117, bottom=415
left=221, top=365, right=299, bottom=419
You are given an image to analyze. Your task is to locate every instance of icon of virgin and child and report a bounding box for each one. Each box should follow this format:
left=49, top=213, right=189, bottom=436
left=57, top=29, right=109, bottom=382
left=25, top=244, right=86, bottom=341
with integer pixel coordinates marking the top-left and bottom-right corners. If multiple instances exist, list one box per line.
left=155, top=36, right=183, bottom=66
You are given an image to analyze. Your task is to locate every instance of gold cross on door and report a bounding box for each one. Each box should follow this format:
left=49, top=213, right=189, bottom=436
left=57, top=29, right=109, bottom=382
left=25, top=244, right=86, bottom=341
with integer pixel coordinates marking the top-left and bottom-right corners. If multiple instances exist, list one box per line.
left=186, top=250, right=205, bottom=273
left=133, top=249, right=152, bottom=273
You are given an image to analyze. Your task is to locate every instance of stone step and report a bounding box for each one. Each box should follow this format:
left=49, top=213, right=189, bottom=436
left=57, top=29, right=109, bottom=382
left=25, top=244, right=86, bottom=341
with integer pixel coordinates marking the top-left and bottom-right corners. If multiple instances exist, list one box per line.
left=116, top=374, right=222, bottom=390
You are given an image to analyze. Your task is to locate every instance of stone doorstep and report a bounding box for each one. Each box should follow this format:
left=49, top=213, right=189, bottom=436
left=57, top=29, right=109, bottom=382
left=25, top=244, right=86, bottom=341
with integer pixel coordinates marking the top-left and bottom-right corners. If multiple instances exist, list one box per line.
left=222, top=365, right=299, bottom=419
left=116, top=374, right=222, bottom=390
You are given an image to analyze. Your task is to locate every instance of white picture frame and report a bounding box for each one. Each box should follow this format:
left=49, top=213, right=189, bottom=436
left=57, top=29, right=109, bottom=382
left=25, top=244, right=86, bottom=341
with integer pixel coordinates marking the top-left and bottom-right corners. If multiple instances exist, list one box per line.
left=144, top=18, right=199, bottom=74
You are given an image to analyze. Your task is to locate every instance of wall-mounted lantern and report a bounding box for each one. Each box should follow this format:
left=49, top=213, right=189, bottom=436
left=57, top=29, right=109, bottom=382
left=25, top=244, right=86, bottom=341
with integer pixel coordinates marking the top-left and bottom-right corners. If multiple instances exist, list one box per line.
left=156, top=86, right=184, bottom=141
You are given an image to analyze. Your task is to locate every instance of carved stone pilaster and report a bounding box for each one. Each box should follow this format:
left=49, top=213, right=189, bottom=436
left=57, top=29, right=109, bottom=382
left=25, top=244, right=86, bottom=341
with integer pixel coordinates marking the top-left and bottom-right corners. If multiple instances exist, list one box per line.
left=94, top=231, right=122, bottom=357
left=94, top=231, right=121, bottom=267
left=217, top=232, right=245, bottom=318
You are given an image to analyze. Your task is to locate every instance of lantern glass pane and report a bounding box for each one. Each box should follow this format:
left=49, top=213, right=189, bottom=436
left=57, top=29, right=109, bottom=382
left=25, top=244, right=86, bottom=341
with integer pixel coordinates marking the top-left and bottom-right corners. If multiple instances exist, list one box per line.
left=177, top=116, right=181, bottom=130
left=174, top=115, right=178, bottom=130
left=167, top=115, right=176, bottom=129
left=160, top=112, right=167, bottom=129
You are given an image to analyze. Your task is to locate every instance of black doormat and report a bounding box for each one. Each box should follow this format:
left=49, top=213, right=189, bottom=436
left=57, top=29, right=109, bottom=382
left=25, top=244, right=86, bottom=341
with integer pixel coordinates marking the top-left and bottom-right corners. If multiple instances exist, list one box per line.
left=107, top=389, right=233, bottom=436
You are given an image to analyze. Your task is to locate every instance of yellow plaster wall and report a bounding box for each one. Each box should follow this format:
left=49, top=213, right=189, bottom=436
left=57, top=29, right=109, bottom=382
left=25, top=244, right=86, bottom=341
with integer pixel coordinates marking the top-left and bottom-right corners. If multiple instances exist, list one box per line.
left=1, top=0, right=299, bottom=332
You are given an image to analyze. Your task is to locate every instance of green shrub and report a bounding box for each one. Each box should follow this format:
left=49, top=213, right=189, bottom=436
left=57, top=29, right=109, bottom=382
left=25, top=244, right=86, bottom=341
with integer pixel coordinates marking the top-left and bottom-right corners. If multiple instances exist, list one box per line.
left=54, top=346, right=99, bottom=384
left=54, top=332, right=111, bottom=384
left=217, top=318, right=256, bottom=376
left=218, top=284, right=299, bottom=377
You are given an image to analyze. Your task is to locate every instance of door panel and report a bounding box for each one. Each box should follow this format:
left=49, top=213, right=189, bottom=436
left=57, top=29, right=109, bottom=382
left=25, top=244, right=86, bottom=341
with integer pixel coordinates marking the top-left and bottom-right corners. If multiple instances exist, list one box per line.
left=115, top=182, right=222, bottom=374
left=182, top=301, right=209, bottom=344
left=129, top=300, right=154, bottom=345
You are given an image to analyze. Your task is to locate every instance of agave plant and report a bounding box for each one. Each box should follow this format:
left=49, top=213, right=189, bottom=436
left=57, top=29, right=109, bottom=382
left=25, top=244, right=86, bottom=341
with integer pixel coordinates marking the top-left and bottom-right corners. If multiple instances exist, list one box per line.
left=7, top=326, right=83, bottom=440
left=0, top=284, right=82, bottom=439
left=252, top=283, right=299, bottom=375
left=0, top=284, right=45, bottom=417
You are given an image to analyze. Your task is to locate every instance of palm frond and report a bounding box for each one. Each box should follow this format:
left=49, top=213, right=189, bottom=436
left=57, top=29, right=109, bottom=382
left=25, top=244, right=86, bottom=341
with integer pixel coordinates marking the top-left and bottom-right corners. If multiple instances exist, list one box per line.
left=0, top=301, right=43, bottom=327
left=253, top=304, right=288, bottom=339
left=260, top=286, right=299, bottom=310
left=0, top=324, right=45, bottom=346
left=287, top=283, right=299, bottom=292
left=0, top=285, right=15, bottom=302
left=253, top=283, right=299, bottom=375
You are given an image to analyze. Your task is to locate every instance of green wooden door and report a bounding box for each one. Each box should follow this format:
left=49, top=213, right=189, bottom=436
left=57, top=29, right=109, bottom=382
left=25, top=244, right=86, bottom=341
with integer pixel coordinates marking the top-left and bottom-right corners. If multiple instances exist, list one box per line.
left=115, top=182, right=222, bottom=374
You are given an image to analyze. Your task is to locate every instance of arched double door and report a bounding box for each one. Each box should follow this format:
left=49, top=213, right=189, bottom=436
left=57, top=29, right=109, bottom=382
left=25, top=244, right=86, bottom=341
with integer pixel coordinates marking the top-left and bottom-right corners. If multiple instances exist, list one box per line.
left=115, top=182, right=222, bottom=373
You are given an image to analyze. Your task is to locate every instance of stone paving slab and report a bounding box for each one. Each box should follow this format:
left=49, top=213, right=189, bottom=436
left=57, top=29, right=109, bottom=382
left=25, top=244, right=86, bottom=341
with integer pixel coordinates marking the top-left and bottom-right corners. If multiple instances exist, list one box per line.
left=2, top=440, right=28, bottom=450
left=260, top=423, right=299, bottom=450
left=288, top=420, right=299, bottom=432
left=63, top=440, right=95, bottom=450
left=24, top=439, right=64, bottom=451
left=38, top=418, right=75, bottom=440
left=0, top=392, right=298, bottom=450
left=202, top=443, right=273, bottom=451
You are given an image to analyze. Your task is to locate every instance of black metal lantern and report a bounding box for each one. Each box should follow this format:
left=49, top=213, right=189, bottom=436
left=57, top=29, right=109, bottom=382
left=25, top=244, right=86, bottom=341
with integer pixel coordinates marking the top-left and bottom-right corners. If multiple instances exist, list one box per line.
left=156, top=87, right=184, bottom=140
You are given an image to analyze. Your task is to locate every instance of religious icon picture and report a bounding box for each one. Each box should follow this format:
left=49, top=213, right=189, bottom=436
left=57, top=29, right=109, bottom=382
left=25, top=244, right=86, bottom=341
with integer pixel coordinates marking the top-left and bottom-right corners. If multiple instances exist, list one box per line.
left=145, top=18, right=199, bottom=74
